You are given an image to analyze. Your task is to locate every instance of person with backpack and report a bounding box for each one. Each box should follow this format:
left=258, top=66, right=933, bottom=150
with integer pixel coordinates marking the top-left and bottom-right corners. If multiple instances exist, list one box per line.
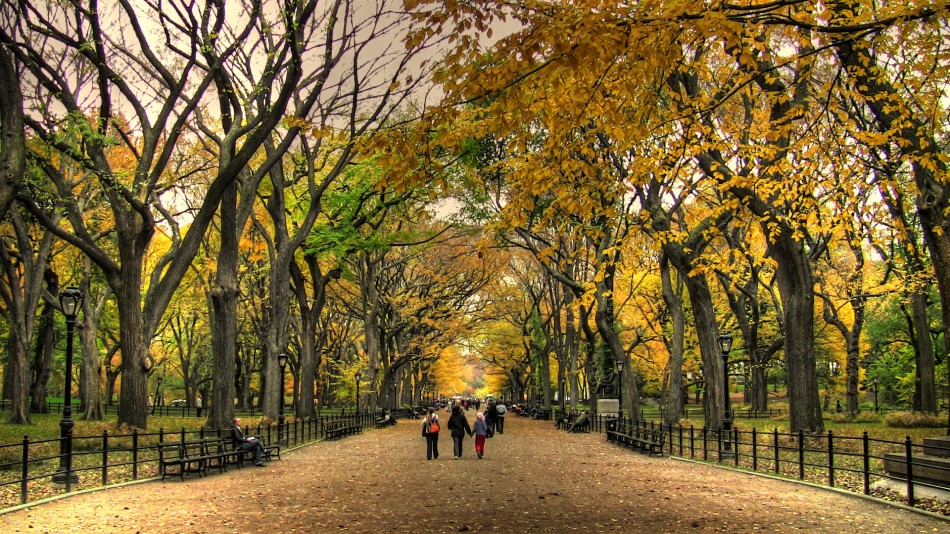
left=423, top=408, right=440, bottom=460
left=447, top=404, right=473, bottom=459
left=495, top=400, right=507, bottom=434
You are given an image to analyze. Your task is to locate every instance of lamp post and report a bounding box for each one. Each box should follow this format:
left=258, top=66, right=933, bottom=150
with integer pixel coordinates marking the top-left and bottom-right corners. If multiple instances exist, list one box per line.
left=52, top=287, right=83, bottom=489
left=391, top=383, right=397, bottom=412
left=615, top=358, right=626, bottom=419
left=277, top=353, right=287, bottom=444
left=872, top=379, right=879, bottom=413
left=718, top=333, right=734, bottom=456
left=355, top=372, right=362, bottom=414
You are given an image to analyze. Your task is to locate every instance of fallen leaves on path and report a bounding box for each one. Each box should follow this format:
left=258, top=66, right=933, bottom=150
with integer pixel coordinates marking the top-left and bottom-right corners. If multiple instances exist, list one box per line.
left=2, top=415, right=948, bottom=533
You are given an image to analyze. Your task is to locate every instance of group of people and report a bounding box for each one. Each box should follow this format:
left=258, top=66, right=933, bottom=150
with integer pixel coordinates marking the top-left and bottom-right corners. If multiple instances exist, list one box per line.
left=421, top=399, right=508, bottom=460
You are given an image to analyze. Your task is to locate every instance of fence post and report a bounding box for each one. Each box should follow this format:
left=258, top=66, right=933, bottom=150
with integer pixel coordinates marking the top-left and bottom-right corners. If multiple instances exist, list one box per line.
left=904, top=436, right=915, bottom=507
left=734, top=426, right=740, bottom=466
left=132, top=429, right=139, bottom=480
left=798, top=430, right=805, bottom=480
left=702, top=426, right=708, bottom=461
left=717, top=426, right=723, bottom=462
left=102, top=431, right=109, bottom=486
left=752, top=427, right=758, bottom=471
left=828, top=431, right=835, bottom=488
left=862, top=432, right=870, bottom=495
left=773, top=428, right=780, bottom=474
left=20, top=436, right=29, bottom=505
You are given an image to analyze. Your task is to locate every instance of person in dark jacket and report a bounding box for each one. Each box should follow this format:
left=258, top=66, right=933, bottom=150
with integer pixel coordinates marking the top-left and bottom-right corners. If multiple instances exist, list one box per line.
left=447, top=404, right=473, bottom=459
left=231, top=417, right=266, bottom=467
left=484, top=402, right=497, bottom=437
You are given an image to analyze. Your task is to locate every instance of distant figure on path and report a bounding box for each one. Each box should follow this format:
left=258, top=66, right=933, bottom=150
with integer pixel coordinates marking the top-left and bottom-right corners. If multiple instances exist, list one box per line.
left=495, top=400, right=507, bottom=434
left=473, top=412, right=488, bottom=458
left=485, top=401, right=497, bottom=436
left=195, top=396, right=202, bottom=417
left=423, top=409, right=440, bottom=460
left=447, top=404, right=473, bottom=459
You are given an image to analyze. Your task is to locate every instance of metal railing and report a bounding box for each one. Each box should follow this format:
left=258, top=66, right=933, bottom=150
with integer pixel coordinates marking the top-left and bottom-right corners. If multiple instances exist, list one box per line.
left=0, top=409, right=384, bottom=511
left=591, top=414, right=950, bottom=511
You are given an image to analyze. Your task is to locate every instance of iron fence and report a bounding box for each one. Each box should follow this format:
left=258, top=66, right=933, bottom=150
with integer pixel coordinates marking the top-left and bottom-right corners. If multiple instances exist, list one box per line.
left=0, top=409, right=382, bottom=511
left=590, top=414, right=949, bottom=510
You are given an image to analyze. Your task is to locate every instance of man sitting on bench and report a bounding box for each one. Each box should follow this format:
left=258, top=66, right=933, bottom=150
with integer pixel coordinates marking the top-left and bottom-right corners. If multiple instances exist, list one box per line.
left=231, top=417, right=266, bottom=467
left=568, top=411, right=590, bottom=433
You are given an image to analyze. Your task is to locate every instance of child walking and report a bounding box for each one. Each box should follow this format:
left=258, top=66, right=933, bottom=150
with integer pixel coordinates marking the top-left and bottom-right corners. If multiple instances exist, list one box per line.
left=473, top=411, right=488, bottom=458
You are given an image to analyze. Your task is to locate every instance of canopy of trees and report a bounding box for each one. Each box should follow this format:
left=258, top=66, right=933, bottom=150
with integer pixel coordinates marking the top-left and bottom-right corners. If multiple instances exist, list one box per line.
left=0, top=1, right=947, bottom=434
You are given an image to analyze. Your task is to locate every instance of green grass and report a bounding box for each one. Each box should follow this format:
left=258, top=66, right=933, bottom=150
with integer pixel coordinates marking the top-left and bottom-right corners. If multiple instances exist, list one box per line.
left=0, top=413, right=208, bottom=443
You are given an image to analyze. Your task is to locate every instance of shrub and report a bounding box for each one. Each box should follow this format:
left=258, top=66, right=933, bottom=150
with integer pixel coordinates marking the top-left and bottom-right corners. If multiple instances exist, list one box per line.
left=829, top=412, right=881, bottom=424
left=884, top=411, right=946, bottom=428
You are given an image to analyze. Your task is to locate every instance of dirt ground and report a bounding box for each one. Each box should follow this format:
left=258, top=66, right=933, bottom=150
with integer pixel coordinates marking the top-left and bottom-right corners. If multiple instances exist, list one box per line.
left=2, top=414, right=948, bottom=533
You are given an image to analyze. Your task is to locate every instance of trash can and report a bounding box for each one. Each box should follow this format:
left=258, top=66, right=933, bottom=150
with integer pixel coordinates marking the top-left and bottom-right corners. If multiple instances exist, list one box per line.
left=605, top=416, right=619, bottom=433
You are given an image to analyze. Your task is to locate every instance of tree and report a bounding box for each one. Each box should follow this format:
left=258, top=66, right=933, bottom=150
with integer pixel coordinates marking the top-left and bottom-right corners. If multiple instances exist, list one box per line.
left=0, top=204, right=57, bottom=424
left=4, top=1, right=319, bottom=428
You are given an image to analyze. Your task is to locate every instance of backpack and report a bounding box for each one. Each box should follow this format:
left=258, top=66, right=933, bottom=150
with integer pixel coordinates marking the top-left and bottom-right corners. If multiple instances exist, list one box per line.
left=496, top=404, right=506, bottom=415
left=429, top=420, right=440, bottom=433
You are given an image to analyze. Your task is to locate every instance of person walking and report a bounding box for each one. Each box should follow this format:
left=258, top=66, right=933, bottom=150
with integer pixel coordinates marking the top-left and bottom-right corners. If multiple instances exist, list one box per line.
left=423, top=408, right=440, bottom=460
left=484, top=401, right=497, bottom=437
left=495, top=400, right=507, bottom=434
left=447, top=404, right=472, bottom=459
left=472, top=412, right=488, bottom=458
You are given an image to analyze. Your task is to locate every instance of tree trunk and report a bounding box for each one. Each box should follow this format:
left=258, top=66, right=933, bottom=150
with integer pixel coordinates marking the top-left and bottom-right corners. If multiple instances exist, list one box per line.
left=594, top=263, right=639, bottom=415
left=79, top=268, right=103, bottom=421
left=0, top=47, right=25, bottom=219
left=209, top=178, right=240, bottom=430
left=114, top=272, right=149, bottom=429
left=769, top=234, right=823, bottom=433
left=665, top=244, right=726, bottom=430
left=660, top=255, right=685, bottom=426
left=750, top=365, right=768, bottom=412
left=78, top=317, right=103, bottom=421
left=911, top=291, right=937, bottom=412
left=5, top=328, right=30, bottom=424
left=30, top=302, right=55, bottom=414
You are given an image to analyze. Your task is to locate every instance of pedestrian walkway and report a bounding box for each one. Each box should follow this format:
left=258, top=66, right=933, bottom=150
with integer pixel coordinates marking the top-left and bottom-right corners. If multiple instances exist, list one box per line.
left=3, top=413, right=947, bottom=533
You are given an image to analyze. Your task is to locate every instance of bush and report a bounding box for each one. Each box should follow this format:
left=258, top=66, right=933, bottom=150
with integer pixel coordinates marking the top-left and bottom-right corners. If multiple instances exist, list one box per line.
left=884, top=411, right=946, bottom=428
left=829, top=412, right=881, bottom=424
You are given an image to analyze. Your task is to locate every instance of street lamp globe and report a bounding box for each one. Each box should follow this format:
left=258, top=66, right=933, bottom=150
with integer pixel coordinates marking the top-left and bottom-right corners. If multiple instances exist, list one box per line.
left=717, top=333, right=733, bottom=354
left=60, top=286, right=84, bottom=318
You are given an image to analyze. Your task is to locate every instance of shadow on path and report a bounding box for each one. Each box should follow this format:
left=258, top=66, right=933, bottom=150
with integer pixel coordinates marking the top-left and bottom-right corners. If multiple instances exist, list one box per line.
left=3, top=412, right=948, bottom=533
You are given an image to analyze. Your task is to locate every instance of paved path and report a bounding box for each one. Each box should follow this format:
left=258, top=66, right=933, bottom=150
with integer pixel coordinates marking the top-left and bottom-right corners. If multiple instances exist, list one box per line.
left=2, top=414, right=948, bottom=533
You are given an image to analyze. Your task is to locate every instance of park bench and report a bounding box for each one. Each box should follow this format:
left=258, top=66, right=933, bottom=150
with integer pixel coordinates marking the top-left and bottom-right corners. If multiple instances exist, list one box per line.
left=607, top=423, right=665, bottom=456
left=325, top=419, right=362, bottom=440
left=558, top=411, right=589, bottom=432
left=182, top=439, right=228, bottom=476
left=556, top=411, right=577, bottom=430
left=158, top=441, right=188, bottom=481
left=232, top=437, right=281, bottom=466
left=375, top=411, right=397, bottom=429
left=158, top=438, right=232, bottom=481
